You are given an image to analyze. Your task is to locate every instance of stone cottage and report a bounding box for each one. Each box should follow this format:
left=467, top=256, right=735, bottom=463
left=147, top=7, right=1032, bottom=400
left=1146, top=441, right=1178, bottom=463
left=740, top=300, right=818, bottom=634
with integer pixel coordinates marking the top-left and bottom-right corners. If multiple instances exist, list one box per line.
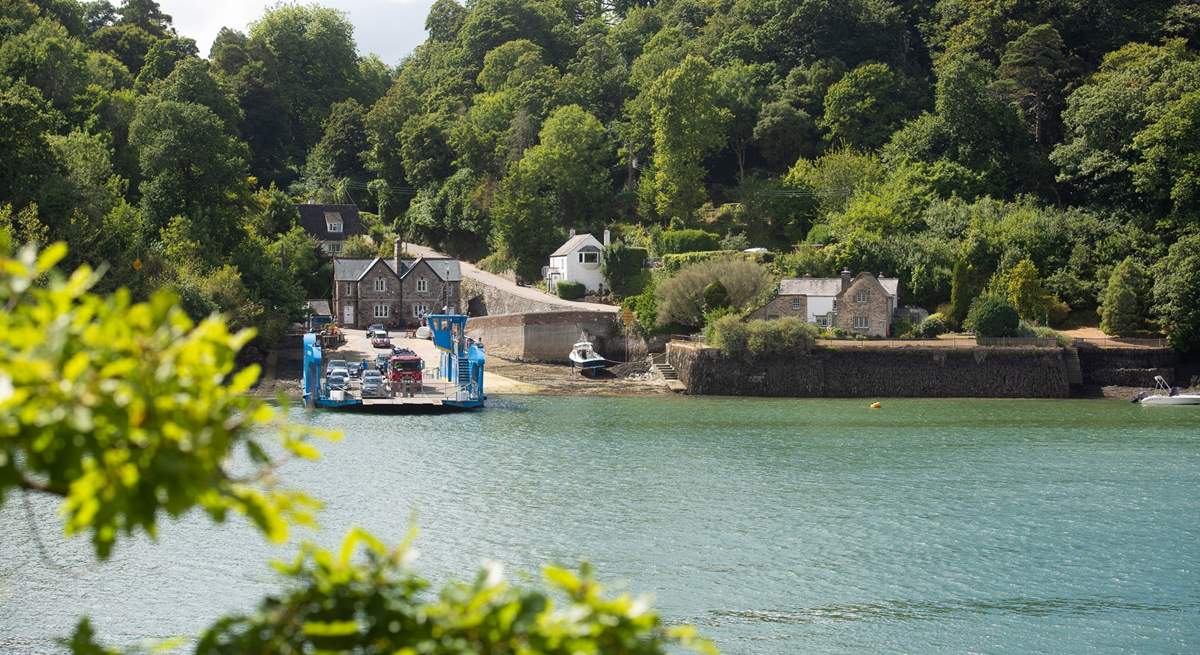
left=750, top=270, right=899, bottom=336
left=331, top=242, right=462, bottom=328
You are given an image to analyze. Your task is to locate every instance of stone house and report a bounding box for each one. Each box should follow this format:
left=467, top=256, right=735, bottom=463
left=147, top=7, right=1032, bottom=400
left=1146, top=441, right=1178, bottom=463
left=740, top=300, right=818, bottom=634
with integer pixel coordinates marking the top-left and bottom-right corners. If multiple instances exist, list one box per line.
left=331, top=243, right=462, bottom=328
left=297, top=204, right=366, bottom=256
left=749, top=270, right=899, bottom=336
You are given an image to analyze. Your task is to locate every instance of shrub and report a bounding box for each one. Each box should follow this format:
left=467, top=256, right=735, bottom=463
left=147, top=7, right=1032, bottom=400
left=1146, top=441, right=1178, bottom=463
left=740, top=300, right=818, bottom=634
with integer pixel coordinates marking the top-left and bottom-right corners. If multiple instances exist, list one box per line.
left=557, top=280, right=585, bottom=300
left=702, top=307, right=738, bottom=342
left=891, top=316, right=914, bottom=338
left=702, top=280, right=730, bottom=311
left=657, top=229, right=721, bottom=255
left=746, top=317, right=818, bottom=355
left=708, top=313, right=748, bottom=354
left=720, top=232, right=751, bottom=251
left=913, top=312, right=950, bottom=338
left=967, top=295, right=1021, bottom=337
left=477, top=253, right=514, bottom=274
left=601, top=241, right=649, bottom=297
left=655, top=257, right=772, bottom=327
left=661, top=250, right=771, bottom=274
left=1099, top=257, right=1146, bottom=336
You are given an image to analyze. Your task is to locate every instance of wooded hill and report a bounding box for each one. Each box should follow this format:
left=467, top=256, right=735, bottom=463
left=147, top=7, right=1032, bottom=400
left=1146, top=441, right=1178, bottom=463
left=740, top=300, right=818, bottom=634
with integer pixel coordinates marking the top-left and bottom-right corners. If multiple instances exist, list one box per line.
left=1, top=0, right=1198, bottom=347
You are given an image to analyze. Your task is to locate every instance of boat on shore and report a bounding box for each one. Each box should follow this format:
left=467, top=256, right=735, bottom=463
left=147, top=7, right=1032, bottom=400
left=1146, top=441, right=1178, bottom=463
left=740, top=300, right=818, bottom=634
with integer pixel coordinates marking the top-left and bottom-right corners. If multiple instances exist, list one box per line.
left=1134, top=375, right=1200, bottom=405
left=569, top=338, right=609, bottom=375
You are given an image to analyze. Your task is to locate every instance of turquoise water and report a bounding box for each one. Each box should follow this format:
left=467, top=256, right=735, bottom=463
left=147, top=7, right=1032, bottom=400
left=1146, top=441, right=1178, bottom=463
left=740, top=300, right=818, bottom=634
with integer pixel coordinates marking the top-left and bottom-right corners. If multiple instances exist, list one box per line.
left=2, top=396, right=1198, bottom=654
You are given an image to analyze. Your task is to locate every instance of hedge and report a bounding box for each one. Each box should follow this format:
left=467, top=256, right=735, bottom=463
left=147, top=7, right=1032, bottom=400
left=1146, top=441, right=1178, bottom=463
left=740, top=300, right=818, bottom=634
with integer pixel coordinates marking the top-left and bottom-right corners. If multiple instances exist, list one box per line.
left=709, top=315, right=818, bottom=357
left=601, top=242, right=648, bottom=296
left=660, top=250, right=771, bottom=274
left=557, top=280, right=586, bottom=300
left=657, top=229, right=721, bottom=255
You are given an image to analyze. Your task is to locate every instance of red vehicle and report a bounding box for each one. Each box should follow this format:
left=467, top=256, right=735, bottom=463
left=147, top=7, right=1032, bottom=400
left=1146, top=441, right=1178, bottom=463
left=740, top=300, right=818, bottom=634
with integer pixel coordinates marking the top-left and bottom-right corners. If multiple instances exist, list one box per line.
left=388, top=351, right=424, bottom=392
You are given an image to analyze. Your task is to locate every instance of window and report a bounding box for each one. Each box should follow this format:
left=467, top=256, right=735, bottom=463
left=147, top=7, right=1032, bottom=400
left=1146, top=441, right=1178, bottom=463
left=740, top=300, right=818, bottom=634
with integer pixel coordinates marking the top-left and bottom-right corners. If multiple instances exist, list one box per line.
left=373, top=304, right=389, bottom=318
left=373, top=278, right=386, bottom=292
left=790, top=298, right=802, bottom=311
left=853, top=317, right=869, bottom=329
left=854, top=291, right=868, bottom=303
left=416, top=277, right=429, bottom=293
left=413, top=303, right=430, bottom=318
left=325, top=212, right=343, bottom=233
left=579, top=251, right=599, bottom=264
left=327, top=242, right=342, bottom=254
left=816, top=316, right=829, bottom=327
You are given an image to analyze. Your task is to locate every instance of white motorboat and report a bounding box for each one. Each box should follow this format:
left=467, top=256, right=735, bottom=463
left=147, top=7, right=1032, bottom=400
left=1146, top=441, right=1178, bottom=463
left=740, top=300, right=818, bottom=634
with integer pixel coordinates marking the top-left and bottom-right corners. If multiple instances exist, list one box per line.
left=1134, top=376, right=1200, bottom=405
left=569, top=338, right=609, bottom=374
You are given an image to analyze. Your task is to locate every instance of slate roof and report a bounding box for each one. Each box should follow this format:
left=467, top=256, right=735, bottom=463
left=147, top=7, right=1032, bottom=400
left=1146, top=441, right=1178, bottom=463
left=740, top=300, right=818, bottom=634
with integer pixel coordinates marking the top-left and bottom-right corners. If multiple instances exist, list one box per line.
left=780, top=275, right=900, bottom=297
left=297, top=204, right=366, bottom=241
left=550, top=233, right=603, bottom=257
left=333, top=257, right=462, bottom=283
left=306, top=299, right=331, bottom=316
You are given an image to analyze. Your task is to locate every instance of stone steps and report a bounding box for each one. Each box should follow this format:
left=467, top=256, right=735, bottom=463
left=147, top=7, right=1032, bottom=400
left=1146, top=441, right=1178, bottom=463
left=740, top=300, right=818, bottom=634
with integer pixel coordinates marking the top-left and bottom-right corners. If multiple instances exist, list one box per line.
left=651, top=353, right=682, bottom=385
left=1066, top=348, right=1084, bottom=385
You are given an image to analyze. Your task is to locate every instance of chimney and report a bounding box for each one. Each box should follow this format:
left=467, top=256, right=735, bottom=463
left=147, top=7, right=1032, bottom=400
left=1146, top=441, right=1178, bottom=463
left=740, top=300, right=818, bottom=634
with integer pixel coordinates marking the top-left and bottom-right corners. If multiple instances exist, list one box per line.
left=569, top=228, right=576, bottom=238
left=603, top=229, right=611, bottom=247
left=840, top=269, right=852, bottom=291
left=393, top=238, right=401, bottom=273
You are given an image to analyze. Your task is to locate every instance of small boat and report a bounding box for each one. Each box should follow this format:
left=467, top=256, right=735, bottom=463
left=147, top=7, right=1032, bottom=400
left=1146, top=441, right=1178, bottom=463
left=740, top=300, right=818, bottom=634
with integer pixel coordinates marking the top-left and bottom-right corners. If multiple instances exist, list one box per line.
left=1134, top=375, right=1200, bottom=405
left=569, top=338, right=609, bottom=375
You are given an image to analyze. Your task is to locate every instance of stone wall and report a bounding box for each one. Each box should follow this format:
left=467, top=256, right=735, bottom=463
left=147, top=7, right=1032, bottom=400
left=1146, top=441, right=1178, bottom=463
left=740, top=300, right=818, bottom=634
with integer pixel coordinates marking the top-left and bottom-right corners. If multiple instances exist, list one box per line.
left=747, top=295, right=805, bottom=321
left=467, top=311, right=628, bottom=363
left=667, top=342, right=1071, bottom=398
left=461, top=277, right=567, bottom=316
left=1076, top=347, right=1178, bottom=387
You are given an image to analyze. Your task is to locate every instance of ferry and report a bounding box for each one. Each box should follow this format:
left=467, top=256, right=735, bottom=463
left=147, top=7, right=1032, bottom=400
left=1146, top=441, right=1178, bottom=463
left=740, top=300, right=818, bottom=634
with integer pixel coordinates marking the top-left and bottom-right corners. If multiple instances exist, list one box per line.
left=303, top=314, right=485, bottom=412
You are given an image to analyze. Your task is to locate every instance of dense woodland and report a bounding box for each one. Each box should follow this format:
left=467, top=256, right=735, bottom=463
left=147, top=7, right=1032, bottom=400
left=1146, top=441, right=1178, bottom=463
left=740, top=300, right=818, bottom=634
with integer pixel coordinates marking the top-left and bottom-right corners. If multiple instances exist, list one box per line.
left=1, top=0, right=1198, bottom=347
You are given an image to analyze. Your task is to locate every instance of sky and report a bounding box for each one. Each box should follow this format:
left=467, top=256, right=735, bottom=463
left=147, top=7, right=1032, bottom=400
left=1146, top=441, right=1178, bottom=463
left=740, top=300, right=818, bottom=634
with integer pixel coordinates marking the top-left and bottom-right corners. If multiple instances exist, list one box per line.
left=158, top=0, right=438, bottom=64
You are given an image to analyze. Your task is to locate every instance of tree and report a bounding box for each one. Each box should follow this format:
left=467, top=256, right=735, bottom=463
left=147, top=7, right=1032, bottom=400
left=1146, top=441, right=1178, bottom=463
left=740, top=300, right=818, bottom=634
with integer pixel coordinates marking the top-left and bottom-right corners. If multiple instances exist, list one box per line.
left=820, top=62, right=912, bottom=150
left=753, top=101, right=818, bottom=171
left=1131, top=90, right=1200, bottom=223
left=1152, top=234, right=1200, bottom=350
left=967, top=294, right=1021, bottom=337
left=948, top=258, right=974, bottom=327
left=1099, top=257, right=1147, bottom=336
left=998, top=24, right=1068, bottom=146
left=305, top=99, right=370, bottom=190
left=133, top=35, right=198, bottom=91
left=649, top=56, right=729, bottom=223
left=426, top=0, right=467, bottom=42
left=713, top=61, right=772, bottom=180
left=655, top=257, right=771, bottom=327
left=400, top=112, right=455, bottom=188
left=129, top=97, right=249, bottom=246
left=1004, top=258, right=1054, bottom=323
left=118, top=0, right=172, bottom=37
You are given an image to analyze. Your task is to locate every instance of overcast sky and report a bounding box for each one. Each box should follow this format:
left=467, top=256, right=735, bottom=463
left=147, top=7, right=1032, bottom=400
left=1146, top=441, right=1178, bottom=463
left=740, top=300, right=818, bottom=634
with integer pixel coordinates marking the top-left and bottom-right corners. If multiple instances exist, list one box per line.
left=159, top=1, right=437, bottom=64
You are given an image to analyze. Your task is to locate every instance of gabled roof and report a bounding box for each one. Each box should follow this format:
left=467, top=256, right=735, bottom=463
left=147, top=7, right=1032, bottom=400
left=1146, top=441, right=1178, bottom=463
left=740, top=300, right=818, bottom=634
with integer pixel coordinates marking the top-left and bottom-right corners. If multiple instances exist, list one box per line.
left=551, top=233, right=603, bottom=257
left=306, top=299, right=331, bottom=316
left=780, top=275, right=900, bottom=298
left=333, top=257, right=462, bottom=283
left=297, top=204, right=366, bottom=241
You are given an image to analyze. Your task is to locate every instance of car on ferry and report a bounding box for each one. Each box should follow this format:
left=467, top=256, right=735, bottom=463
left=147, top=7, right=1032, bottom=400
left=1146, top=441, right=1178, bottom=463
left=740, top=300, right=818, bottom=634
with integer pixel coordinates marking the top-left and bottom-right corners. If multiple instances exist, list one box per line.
left=325, top=359, right=348, bottom=376
left=360, top=371, right=387, bottom=398
left=371, top=332, right=392, bottom=348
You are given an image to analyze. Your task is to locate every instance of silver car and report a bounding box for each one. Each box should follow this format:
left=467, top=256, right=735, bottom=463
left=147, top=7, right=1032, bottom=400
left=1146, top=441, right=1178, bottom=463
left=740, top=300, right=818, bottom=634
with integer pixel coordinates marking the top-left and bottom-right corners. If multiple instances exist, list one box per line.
left=360, top=372, right=387, bottom=398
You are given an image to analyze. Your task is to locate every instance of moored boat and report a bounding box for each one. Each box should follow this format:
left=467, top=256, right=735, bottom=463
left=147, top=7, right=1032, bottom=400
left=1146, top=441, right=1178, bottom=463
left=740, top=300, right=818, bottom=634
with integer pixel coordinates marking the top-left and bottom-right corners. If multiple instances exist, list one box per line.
left=1134, top=375, right=1200, bottom=405
left=569, top=338, right=609, bottom=375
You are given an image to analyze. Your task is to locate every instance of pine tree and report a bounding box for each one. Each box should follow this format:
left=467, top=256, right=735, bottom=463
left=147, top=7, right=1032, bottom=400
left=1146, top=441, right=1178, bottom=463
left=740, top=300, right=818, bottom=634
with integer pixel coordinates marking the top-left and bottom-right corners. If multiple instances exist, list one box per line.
left=949, top=258, right=972, bottom=327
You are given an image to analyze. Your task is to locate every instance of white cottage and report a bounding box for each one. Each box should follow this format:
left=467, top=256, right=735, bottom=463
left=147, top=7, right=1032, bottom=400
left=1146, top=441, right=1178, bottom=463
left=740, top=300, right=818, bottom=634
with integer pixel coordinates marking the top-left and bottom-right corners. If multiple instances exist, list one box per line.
left=544, top=232, right=607, bottom=294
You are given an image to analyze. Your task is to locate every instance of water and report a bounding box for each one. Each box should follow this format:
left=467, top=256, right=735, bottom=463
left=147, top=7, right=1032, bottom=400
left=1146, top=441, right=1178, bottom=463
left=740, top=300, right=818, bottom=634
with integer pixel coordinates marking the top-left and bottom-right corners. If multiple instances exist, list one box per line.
left=2, top=396, right=1198, bottom=654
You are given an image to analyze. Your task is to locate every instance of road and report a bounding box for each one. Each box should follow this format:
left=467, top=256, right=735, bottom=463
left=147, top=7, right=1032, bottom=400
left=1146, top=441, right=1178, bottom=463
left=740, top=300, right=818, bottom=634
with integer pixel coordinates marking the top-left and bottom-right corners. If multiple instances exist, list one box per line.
left=404, top=243, right=619, bottom=314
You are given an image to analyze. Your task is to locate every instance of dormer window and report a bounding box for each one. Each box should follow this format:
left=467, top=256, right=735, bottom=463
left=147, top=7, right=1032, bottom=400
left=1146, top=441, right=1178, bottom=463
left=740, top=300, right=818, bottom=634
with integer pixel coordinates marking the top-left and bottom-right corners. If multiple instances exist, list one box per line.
left=325, top=212, right=343, bottom=233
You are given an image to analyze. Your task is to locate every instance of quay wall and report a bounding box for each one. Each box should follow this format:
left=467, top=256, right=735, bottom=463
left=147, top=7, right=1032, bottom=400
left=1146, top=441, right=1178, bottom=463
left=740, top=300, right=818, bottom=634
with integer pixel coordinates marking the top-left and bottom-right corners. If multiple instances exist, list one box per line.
left=666, top=343, right=1072, bottom=398
left=1075, top=346, right=1178, bottom=387
left=461, top=277, right=566, bottom=316
left=467, top=311, right=630, bottom=363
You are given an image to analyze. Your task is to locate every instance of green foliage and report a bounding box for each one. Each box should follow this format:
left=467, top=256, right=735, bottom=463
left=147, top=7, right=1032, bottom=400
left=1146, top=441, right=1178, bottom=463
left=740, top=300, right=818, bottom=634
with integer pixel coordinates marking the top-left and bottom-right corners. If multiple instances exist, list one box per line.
left=556, top=279, right=585, bottom=300
left=948, top=258, right=975, bottom=327
left=338, top=235, right=378, bottom=259
left=1152, top=234, right=1200, bottom=350
left=820, top=62, right=914, bottom=149
left=648, top=55, right=729, bottom=222
left=0, top=241, right=324, bottom=559
left=602, top=240, right=648, bottom=297
left=657, top=229, right=721, bottom=255
left=655, top=257, right=771, bottom=327
left=1002, top=258, right=1064, bottom=324
left=914, top=312, right=951, bottom=338
left=1099, top=257, right=1147, bottom=336
left=659, top=250, right=771, bottom=275
left=710, top=316, right=818, bottom=357
left=702, top=280, right=730, bottom=312
left=967, top=294, right=1021, bottom=337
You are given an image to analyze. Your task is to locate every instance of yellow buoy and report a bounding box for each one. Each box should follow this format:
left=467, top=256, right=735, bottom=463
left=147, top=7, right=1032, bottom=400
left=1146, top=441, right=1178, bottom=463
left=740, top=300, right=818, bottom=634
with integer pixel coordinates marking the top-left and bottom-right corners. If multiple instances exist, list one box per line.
left=869, top=402, right=881, bottom=409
